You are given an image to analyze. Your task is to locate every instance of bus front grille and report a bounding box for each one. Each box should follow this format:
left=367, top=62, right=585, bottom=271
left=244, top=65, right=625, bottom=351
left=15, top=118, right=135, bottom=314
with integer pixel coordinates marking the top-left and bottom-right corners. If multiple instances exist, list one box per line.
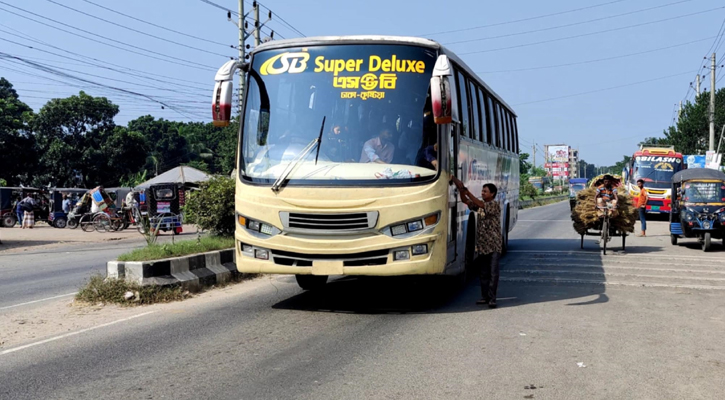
left=271, top=248, right=389, bottom=267
left=281, top=211, right=378, bottom=233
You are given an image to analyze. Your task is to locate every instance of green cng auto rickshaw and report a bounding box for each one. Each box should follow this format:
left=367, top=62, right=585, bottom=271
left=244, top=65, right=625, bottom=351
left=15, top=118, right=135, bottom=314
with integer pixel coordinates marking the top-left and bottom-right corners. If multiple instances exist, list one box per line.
left=670, top=169, right=725, bottom=251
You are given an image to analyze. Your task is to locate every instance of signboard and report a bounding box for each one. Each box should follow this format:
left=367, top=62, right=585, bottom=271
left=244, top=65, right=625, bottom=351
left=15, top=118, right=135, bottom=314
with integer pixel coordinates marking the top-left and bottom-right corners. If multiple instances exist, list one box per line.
left=686, top=155, right=706, bottom=169
left=547, top=145, right=569, bottom=163
left=706, top=151, right=722, bottom=170
left=545, top=162, right=569, bottom=169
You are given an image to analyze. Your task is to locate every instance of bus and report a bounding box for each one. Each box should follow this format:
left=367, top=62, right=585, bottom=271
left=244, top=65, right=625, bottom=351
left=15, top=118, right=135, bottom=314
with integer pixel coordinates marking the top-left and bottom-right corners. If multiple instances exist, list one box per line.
left=624, top=146, right=683, bottom=213
left=211, top=36, right=520, bottom=290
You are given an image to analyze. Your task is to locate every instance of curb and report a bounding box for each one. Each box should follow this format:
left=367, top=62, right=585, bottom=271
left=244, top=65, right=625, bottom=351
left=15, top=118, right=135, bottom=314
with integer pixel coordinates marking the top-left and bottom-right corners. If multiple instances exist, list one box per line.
left=107, top=249, right=237, bottom=291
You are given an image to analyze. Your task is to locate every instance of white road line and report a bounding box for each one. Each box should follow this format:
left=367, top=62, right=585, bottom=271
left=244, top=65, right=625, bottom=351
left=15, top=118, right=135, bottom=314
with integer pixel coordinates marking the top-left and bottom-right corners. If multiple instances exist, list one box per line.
left=517, top=220, right=572, bottom=222
left=508, top=250, right=725, bottom=261
left=503, top=270, right=725, bottom=282
left=0, top=311, right=156, bottom=356
left=0, top=292, right=78, bottom=311
left=499, top=277, right=725, bottom=290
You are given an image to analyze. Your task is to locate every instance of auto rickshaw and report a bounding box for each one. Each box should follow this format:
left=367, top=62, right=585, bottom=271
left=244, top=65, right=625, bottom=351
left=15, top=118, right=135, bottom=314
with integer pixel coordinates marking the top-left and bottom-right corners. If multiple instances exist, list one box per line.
left=47, top=188, right=88, bottom=228
left=669, top=169, right=725, bottom=251
left=147, top=183, right=183, bottom=235
left=0, top=187, right=48, bottom=227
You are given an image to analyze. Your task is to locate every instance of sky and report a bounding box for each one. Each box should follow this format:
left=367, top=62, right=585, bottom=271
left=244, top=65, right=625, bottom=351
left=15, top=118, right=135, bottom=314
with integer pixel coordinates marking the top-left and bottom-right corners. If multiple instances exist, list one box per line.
left=1, top=0, right=724, bottom=166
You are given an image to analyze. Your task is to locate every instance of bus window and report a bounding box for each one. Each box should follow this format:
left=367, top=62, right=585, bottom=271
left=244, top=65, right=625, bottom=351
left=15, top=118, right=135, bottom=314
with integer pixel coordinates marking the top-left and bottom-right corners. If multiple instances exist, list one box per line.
left=456, top=71, right=470, bottom=139
left=478, top=88, right=489, bottom=144
left=488, top=97, right=500, bottom=148
left=496, top=103, right=505, bottom=149
left=511, top=115, right=519, bottom=153
left=469, top=81, right=480, bottom=142
left=504, top=111, right=513, bottom=152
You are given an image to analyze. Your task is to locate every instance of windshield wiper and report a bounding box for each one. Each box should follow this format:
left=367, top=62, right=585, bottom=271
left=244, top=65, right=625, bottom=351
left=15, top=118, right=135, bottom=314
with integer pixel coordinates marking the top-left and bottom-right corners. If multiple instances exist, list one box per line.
left=271, top=116, right=326, bottom=193
left=314, top=116, right=326, bottom=165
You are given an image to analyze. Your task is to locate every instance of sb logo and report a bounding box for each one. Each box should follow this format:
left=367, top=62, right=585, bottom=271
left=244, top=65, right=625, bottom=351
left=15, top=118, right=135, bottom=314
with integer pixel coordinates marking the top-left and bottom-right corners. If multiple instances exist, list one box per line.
left=360, top=73, right=378, bottom=90
left=260, top=52, right=310, bottom=75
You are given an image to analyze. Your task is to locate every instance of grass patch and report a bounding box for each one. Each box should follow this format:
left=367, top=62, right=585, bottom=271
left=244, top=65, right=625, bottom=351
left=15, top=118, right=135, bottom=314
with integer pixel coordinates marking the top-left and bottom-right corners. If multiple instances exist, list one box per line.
left=117, top=235, right=235, bottom=262
left=76, top=275, right=187, bottom=305
left=76, top=273, right=260, bottom=306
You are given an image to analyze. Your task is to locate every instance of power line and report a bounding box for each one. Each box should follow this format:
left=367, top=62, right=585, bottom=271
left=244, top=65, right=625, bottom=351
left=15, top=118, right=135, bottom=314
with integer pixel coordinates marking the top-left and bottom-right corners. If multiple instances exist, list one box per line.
left=0, top=35, right=211, bottom=95
left=513, top=71, right=693, bottom=106
left=421, top=0, right=628, bottom=37
left=0, top=53, right=206, bottom=120
left=0, top=25, right=211, bottom=88
left=477, top=36, right=717, bottom=74
left=460, top=6, right=725, bottom=56
left=79, top=0, right=231, bottom=48
left=44, top=0, right=232, bottom=58
left=254, top=1, right=306, bottom=37
left=200, top=0, right=238, bottom=14
left=0, top=3, right=217, bottom=71
left=446, top=0, right=694, bottom=46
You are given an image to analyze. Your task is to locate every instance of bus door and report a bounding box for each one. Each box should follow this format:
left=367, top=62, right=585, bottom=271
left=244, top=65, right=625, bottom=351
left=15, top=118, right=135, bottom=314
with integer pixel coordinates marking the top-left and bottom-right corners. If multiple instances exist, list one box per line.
left=447, top=124, right=460, bottom=264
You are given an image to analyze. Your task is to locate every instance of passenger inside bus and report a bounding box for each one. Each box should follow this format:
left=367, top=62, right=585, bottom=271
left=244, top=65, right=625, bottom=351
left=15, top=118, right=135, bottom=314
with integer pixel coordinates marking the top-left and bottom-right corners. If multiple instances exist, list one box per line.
left=414, top=112, right=438, bottom=170
left=360, top=126, right=396, bottom=164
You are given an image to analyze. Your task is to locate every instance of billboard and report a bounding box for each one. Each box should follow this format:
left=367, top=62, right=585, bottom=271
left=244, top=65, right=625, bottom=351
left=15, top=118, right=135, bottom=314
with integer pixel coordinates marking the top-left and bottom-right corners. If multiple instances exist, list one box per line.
left=685, top=155, right=706, bottom=169
left=547, top=145, right=569, bottom=163
left=545, top=162, right=569, bottom=169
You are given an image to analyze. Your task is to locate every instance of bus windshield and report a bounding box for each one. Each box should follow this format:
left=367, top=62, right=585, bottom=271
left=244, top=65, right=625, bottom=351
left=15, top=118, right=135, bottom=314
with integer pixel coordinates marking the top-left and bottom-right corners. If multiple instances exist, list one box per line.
left=241, top=44, right=438, bottom=186
left=682, top=181, right=725, bottom=203
left=633, top=158, right=683, bottom=189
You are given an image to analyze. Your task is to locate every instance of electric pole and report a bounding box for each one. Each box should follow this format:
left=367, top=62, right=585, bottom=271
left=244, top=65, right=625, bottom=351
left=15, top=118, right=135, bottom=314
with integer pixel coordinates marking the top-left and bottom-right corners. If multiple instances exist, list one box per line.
left=678, top=101, right=682, bottom=121
left=254, top=1, right=261, bottom=47
left=532, top=142, right=536, bottom=171
left=696, top=74, right=701, bottom=96
left=710, top=53, right=716, bottom=151
left=238, top=0, right=245, bottom=110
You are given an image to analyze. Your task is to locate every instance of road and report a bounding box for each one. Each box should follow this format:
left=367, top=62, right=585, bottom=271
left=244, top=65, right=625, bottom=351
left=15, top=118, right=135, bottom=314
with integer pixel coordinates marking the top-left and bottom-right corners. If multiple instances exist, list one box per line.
left=2, top=201, right=725, bottom=399
left=0, top=232, right=195, bottom=310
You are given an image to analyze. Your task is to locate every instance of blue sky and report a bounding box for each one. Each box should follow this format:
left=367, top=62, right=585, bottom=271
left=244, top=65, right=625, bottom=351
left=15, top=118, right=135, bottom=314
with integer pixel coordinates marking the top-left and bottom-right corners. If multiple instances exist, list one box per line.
left=1, top=0, right=724, bottom=166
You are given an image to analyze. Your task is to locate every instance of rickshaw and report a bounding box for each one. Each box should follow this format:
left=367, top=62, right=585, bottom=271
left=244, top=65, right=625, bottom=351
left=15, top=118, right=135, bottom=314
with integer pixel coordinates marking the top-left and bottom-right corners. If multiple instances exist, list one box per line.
left=0, top=187, right=23, bottom=227
left=572, top=174, right=631, bottom=254
left=0, top=187, right=49, bottom=227
left=69, top=187, right=124, bottom=232
left=147, top=183, right=183, bottom=235
left=669, top=169, right=725, bottom=252
left=46, top=188, right=88, bottom=229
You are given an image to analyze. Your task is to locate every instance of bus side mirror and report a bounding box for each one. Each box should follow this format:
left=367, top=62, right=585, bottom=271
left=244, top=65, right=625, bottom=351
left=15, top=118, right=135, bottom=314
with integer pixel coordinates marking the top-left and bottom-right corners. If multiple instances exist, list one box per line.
left=431, top=76, right=452, bottom=125
left=212, top=80, right=233, bottom=127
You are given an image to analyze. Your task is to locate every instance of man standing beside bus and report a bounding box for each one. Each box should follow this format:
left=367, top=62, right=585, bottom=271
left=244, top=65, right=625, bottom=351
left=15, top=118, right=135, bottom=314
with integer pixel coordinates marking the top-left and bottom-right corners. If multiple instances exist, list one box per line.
left=450, top=176, right=502, bottom=308
left=637, top=179, right=649, bottom=237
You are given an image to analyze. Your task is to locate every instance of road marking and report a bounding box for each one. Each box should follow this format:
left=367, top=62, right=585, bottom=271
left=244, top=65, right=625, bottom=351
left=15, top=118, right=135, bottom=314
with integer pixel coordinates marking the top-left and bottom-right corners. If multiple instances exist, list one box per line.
left=517, top=220, right=572, bottom=222
left=500, top=277, right=725, bottom=290
left=0, top=311, right=156, bottom=356
left=504, top=269, right=725, bottom=282
left=508, top=250, right=725, bottom=261
left=0, top=292, right=78, bottom=311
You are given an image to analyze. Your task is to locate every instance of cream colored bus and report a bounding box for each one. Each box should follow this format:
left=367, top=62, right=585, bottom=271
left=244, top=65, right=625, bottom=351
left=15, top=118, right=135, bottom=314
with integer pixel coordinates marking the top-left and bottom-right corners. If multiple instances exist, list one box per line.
left=211, top=36, right=519, bottom=290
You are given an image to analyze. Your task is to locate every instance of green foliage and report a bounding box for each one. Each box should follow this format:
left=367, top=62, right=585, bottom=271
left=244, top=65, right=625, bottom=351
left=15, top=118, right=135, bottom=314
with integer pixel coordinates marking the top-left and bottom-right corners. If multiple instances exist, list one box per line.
left=662, top=88, right=725, bottom=155
left=76, top=274, right=186, bottom=305
left=117, top=236, right=234, bottom=262
left=520, top=180, right=538, bottom=199
left=120, top=170, right=148, bottom=188
left=0, top=79, right=240, bottom=188
left=0, top=178, right=6, bottom=186
left=183, top=176, right=235, bottom=236
left=519, top=153, right=532, bottom=176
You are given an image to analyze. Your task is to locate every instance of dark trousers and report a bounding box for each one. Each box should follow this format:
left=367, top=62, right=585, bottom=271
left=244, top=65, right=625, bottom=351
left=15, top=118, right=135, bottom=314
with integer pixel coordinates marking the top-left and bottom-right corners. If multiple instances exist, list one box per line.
left=639, top=208, right=647, bottom=231
left=478, top=252, right=501, bottom=301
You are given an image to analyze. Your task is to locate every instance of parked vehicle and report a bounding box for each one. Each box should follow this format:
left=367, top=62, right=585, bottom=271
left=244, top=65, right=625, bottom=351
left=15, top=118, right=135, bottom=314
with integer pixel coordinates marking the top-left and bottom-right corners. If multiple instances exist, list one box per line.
left=46, top=188, right=88, bottom=228
left=569, top=178, right=588, bottom=210
left=147, top=183, right=183, bottom=235
left=669, top=169, right=725, bottom=252
left=0, top=187, right=49, bottom=227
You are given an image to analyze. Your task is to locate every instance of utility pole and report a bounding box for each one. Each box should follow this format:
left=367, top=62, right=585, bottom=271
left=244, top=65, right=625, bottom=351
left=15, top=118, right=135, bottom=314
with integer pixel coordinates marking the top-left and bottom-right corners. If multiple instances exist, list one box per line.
left=253, top=1, right=261, bottom=47
left=678, top=101, right=682, bottom=121
left=710, top=53, right=716, bottom=151
left=532, top=142, right=536, bottom=171
left=238, top=0, right=245, bottom=109
left=696, top=74, right=701, bottom=96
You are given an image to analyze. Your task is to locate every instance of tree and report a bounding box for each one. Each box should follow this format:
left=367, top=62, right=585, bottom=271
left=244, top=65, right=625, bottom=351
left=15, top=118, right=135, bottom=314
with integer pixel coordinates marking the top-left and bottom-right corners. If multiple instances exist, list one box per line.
left=519, top=153, right=532, bottom=176
left=662, top=88, right=725, bottom=155
left=33, top=91, right=119, bottom=187
left=0, top=78, right=36, bottom=185
left=184, top=176, right=235, bottom=236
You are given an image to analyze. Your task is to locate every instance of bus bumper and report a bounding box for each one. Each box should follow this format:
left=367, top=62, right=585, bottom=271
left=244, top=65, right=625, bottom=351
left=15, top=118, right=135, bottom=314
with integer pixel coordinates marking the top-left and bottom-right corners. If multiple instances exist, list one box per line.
left=234, top=231, right=447, bottom=276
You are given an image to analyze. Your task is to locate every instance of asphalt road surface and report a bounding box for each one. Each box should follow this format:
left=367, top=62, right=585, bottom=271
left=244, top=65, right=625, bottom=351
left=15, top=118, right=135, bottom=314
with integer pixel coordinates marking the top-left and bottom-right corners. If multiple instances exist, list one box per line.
left=2, top=201, right=725, bottom=400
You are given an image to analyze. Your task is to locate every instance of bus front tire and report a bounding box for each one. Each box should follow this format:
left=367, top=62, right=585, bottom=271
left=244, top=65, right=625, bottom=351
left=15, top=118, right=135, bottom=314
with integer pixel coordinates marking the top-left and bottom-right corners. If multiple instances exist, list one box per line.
left=295, top=275, right=328, bottom=291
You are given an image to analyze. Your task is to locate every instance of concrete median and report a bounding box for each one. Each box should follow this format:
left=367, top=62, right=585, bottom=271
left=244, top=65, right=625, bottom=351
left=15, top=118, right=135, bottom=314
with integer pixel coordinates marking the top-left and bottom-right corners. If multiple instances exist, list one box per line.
left=107, top=249, right=238, bottom=292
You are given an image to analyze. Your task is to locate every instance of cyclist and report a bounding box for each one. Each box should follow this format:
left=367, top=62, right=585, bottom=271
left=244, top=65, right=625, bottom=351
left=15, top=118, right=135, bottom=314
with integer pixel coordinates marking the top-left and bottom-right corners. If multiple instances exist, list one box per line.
left=596, top=175, right=618, bottom=218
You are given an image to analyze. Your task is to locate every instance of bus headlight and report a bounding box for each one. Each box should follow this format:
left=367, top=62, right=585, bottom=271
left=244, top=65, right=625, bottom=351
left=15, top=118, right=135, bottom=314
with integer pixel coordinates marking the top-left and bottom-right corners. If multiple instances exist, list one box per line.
left=237, top=213, right=280, bottom=236
left=386, top=212, right=440, bottom=237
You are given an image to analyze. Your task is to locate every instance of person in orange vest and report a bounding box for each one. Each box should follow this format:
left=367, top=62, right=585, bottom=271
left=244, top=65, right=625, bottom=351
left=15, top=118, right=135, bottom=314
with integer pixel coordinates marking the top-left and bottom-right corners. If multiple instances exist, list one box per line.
left=636, top=179, right=649, bottom=237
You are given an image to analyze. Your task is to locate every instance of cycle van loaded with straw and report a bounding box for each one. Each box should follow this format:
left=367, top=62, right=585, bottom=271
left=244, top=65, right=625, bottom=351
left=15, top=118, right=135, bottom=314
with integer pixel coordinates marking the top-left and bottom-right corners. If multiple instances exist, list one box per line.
left=571, top=174, right=636, bottom=254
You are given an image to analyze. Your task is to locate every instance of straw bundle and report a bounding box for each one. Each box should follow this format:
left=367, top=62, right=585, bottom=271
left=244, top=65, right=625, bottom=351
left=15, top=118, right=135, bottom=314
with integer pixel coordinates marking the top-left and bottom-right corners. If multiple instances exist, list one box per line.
left=571, top=187, right=636, bottom=235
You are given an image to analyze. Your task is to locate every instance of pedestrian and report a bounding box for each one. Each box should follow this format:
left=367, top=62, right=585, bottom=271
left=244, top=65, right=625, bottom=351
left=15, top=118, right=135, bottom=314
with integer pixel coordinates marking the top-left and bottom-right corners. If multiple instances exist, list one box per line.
left=20, top=194, right=36, bottom=229
left=450, top=176, right=503, bottom=308
left=62, top=194, right=71, bottom=214
left=15, top=196, right=23, bottom=227
left=636, top=179, right=649, bottom=237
